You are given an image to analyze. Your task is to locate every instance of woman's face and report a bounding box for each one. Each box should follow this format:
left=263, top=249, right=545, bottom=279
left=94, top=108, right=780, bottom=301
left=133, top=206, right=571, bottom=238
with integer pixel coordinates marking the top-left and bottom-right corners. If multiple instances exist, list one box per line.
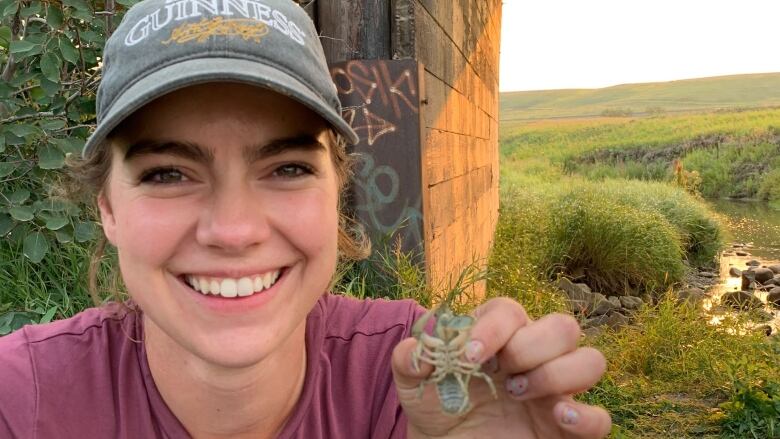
left=98, top=83, right=340, bottom=368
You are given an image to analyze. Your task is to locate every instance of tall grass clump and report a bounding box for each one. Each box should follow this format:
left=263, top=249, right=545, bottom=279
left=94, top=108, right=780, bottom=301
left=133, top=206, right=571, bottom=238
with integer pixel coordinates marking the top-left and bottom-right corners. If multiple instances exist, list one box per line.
left=487, top=182, right=568, bottom=318
left=544, top=188, right=684, bottom=295
left=492, top=174, right=721, bottom=298
left=334, top=236, right=432, bottom=308
left=596, top=180, right=724, bottom=267
left=335, top=237, right=492, bottom=316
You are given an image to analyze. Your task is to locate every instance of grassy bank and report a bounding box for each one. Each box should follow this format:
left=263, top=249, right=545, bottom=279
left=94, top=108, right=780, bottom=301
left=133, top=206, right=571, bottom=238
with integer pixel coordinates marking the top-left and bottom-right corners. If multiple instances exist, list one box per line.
left=497, top=104, right=780, bottom=437
left=500, top=108, right=780, bottom=207
left=584, top=298, right=780, bottom=438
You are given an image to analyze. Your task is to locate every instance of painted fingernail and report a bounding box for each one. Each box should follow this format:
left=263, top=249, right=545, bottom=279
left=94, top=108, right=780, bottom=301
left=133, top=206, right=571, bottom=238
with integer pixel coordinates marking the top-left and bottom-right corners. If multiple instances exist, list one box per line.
left=559, top=404, right=580, bottom=425
left=465, top=340, right=484, bottom=363
left=505, top=374, right=528, bottom=398
left=483, top=355, right=499, bottom=374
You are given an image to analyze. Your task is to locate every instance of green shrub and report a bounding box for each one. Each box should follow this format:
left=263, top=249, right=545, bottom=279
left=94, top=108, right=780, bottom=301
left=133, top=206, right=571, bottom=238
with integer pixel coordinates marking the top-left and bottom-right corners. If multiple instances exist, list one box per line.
left=544, top=188, right=684, bottom=294
left=0, top=0, right=143, bottom=323
left=758, top=168, right=780, bottom=203
left=491, top=177, right=721, bottom=298
left=598, top=180, right=724, bottom=267
left=683, top=140, right=780, bottom=199
left=0, top=0, right=142, bottom=266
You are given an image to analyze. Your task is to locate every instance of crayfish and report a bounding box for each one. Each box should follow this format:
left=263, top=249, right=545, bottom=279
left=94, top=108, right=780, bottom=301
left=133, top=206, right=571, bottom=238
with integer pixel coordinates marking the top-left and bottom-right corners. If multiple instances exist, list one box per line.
left=411, top=270, right=497, bottom=416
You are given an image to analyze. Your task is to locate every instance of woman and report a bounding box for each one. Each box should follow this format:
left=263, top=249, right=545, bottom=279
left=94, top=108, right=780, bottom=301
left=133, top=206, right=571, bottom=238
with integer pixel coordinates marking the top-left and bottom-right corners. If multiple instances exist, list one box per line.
left=0, top=0, right=611, bottom=437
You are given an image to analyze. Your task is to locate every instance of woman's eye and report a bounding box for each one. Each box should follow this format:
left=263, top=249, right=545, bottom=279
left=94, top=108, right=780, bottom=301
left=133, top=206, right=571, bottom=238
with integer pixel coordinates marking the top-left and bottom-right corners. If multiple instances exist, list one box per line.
left=140, top=167, right=188, bottom=184
left=273, top=164, right=313, bottom=178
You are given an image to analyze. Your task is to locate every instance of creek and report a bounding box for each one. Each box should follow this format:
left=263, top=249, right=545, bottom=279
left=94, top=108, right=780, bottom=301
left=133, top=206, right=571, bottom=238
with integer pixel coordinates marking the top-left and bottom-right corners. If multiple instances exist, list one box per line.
left=705, top=199, right=780, bottom=334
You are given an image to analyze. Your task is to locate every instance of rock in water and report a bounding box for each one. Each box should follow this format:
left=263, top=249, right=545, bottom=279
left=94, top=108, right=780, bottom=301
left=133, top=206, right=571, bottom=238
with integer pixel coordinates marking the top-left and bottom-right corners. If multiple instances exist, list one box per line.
left=729, top=266, right=742, bottom=277
left=768, top=264, right=780, bottom=275
left=722, top=291, right=764, bottom=311
left=768, top=287, right=780, bottom=308
left=754, top=267, right=774, bottom=284
left=741, top=270, right=756, bottom=291
left=746, top=259, right=761, bottom=267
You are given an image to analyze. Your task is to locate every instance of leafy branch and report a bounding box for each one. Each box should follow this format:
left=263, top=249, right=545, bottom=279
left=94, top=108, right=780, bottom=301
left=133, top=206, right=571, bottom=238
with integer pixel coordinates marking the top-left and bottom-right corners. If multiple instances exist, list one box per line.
left=0, top=0, right=139, bottom=263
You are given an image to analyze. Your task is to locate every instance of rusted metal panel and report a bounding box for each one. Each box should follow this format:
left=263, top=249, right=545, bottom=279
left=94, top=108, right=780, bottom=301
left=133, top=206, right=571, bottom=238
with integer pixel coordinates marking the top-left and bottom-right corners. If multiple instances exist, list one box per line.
left=330, top=59, right=425, bottom=255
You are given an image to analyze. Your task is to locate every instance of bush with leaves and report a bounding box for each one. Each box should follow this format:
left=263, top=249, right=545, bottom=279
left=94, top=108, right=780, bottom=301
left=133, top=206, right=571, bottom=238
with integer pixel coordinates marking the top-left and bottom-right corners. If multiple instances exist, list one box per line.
left=0, top=0, right=140, bottom=328
left=0, top=0, right=141, bottom=261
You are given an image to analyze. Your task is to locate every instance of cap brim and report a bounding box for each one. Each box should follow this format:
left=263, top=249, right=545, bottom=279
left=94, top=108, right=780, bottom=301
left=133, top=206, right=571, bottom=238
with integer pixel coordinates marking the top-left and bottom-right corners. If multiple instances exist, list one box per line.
left=83, top=57, right=359, bottom=156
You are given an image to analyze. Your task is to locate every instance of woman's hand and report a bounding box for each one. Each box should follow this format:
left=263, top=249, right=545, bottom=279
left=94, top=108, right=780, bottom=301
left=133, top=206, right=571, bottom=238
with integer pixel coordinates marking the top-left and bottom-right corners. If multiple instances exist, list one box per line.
left=391, top=297, right=611, bottom=438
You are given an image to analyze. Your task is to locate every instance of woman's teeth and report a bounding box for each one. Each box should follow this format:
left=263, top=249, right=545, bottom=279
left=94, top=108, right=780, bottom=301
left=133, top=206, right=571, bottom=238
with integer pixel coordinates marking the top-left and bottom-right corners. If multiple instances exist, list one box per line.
left=185, top=271, right=280, bottom=298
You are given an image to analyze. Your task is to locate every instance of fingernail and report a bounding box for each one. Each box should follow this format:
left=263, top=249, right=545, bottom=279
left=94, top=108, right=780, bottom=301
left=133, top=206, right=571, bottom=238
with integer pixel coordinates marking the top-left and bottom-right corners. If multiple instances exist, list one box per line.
left=505, top=374, right=528, bottom=398
left=465, top=340, right=484, bottom=363
left=483, top=355, right=499, bottom=374
left=559, top=404, right=580, bottom=425
left=410, top=353, right=420, bottom=373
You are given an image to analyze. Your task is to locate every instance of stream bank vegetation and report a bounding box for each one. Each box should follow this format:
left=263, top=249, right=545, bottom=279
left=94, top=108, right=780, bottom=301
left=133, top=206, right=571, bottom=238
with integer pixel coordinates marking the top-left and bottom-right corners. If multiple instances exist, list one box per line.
left=496, top=106, right=780, bottom=437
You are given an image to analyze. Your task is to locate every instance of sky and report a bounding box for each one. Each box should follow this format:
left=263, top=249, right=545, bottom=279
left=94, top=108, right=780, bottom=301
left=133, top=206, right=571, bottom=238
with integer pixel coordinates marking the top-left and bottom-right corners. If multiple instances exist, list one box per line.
left=499, top=0, right=780, bottom=92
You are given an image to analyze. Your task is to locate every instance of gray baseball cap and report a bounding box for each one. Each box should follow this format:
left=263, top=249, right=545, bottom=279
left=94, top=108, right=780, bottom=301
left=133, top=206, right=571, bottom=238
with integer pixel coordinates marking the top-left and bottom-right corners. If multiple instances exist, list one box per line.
left=83, top=0, right=358, bottom=157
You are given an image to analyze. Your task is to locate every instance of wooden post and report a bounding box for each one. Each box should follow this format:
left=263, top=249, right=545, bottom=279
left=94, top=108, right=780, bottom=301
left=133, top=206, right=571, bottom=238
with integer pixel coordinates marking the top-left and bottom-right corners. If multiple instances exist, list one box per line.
left=390, top=0, right=414, bottom=59
left=317, top=0, right=391, bottom=62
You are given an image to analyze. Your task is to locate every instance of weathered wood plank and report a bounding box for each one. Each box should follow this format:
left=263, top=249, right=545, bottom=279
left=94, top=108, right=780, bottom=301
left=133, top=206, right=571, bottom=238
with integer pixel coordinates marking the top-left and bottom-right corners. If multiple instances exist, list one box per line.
left=318, top=0, right=391, bottom=62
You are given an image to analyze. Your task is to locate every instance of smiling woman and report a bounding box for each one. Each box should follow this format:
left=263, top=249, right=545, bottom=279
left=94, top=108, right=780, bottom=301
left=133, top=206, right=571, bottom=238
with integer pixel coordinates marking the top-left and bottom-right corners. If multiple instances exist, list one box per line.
left=0, top=0, right=611, bottom=437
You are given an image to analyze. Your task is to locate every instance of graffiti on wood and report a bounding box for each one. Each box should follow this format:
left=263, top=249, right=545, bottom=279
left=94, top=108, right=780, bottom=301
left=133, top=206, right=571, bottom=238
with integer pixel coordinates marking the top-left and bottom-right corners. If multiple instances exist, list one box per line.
left=330, top=59, right=424, bottom=254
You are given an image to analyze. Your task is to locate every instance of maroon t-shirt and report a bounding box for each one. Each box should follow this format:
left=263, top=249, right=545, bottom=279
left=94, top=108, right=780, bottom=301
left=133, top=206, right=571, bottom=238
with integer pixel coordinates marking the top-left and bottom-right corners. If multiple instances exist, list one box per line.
left=0, top=294, right=425, bottom=438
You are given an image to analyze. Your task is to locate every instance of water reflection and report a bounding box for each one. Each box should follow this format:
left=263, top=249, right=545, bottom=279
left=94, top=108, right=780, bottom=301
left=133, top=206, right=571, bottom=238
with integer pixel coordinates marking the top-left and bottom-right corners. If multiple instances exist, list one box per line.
left=708, top=198, right=780, bottom=260
left=704, top=199, right=780, bottom=334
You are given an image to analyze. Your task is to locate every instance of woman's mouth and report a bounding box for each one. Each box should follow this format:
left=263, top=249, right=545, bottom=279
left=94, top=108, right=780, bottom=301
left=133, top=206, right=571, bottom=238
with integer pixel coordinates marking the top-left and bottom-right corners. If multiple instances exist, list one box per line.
left=183, top=270, right=282, bottom=298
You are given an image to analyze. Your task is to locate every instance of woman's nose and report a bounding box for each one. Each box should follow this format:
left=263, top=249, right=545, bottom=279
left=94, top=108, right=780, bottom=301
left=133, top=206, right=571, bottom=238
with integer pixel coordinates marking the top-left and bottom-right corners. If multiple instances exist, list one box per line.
left=195, top=183, right=271, bottom=253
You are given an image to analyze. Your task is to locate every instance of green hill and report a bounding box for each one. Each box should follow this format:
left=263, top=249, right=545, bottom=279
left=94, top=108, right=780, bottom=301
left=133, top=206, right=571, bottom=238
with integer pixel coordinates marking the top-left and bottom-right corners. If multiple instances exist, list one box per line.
left=500, top=73, right=780, bottom=121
